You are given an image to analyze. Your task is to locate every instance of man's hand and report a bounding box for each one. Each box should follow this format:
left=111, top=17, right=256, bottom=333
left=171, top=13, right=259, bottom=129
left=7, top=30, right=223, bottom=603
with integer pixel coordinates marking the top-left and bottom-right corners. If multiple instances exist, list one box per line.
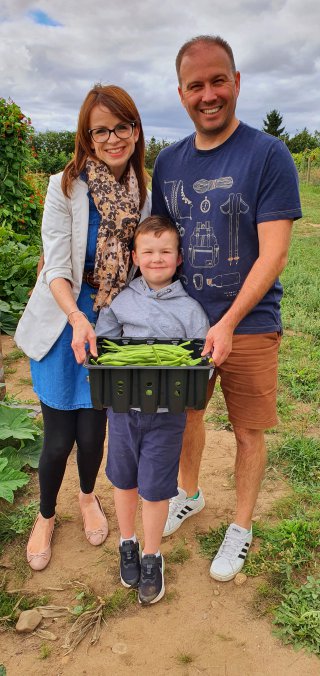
left=70, top=314, right=98, bottom=364
left=201, top=319, right=234, bottom=367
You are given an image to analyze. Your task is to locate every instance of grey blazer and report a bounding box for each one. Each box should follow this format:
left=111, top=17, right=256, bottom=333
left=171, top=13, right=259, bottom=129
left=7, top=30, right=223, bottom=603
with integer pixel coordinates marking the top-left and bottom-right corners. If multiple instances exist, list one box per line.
left=14, top=172, right=151, bottom=361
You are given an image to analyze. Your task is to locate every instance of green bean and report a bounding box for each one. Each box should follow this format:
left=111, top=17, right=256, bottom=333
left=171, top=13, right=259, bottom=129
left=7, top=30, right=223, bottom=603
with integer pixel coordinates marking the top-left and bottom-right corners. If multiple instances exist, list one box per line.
left=91, top=341, right=205, bottom=367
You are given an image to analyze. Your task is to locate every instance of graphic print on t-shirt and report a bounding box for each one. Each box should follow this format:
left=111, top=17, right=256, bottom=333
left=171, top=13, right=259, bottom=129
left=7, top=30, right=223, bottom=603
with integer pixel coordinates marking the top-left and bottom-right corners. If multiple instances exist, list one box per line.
left=220, top=193, right=249, bottom=264
left=164, top=180, right=193, bottom=235
left=188, top=220, right=219, bottom=273
left=192, top=176, right=233, bottom=193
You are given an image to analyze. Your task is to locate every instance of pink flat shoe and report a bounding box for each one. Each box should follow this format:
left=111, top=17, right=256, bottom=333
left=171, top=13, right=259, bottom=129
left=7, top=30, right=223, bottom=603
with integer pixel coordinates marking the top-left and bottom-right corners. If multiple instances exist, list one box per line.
left=27, top=515, right=55, bottom=571
left=80, top=495, right=108, bottom=546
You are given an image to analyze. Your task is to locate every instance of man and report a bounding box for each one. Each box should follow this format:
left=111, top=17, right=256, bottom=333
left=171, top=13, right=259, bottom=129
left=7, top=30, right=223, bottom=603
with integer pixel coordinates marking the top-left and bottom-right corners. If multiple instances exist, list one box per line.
left=151, top=35, right=302, bottom=582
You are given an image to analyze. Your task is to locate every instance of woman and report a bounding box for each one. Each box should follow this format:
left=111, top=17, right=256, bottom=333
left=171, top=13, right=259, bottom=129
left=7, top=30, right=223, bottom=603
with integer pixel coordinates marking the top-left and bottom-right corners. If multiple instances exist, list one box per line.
left=15, top=84, right=150, bottom=571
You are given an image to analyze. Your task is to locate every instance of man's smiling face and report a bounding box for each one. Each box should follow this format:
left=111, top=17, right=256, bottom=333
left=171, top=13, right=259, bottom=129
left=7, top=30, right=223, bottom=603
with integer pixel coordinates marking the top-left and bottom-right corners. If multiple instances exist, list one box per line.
left=178, top=42, right=240, bottom=148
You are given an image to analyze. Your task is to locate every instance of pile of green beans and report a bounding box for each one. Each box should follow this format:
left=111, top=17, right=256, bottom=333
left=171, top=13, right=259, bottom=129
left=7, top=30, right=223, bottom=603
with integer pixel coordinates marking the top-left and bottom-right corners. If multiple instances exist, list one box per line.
left=90, top=340, right=206, bottom=367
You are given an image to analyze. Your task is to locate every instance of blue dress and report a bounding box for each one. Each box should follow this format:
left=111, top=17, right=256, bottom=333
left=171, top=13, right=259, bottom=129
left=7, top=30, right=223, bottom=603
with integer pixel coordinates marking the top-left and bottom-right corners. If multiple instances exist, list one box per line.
left=30, top=193, right=100, bottom=410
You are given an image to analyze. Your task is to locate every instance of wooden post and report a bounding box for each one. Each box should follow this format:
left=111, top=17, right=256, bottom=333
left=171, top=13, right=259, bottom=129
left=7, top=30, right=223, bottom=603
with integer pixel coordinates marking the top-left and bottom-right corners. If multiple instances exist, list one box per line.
left=0, top=333, right=6, bottom=400
left=306, top=155, right=311, bottom=185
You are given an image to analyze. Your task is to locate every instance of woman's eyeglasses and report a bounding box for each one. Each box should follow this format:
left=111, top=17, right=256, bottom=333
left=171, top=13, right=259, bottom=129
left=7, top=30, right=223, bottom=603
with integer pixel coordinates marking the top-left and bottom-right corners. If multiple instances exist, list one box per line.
left=88, top=122, right=136, bottom=143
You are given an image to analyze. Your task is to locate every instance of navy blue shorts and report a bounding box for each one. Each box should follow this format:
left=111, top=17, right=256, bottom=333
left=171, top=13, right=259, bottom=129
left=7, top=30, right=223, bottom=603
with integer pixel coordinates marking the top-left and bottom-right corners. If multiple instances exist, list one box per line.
left=106, top=409, right=186, bottom=501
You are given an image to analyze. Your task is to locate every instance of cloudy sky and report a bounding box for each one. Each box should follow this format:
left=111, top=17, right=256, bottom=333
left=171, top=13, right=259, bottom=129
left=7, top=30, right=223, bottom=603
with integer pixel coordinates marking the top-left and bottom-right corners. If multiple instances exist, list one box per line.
left=1, top=0, right=319, bottom=142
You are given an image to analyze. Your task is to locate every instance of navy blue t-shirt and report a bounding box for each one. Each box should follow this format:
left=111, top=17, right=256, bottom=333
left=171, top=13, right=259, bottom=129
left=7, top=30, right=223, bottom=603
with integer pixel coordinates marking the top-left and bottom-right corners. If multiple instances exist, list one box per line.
left=152, top=122, right=302, bottom=334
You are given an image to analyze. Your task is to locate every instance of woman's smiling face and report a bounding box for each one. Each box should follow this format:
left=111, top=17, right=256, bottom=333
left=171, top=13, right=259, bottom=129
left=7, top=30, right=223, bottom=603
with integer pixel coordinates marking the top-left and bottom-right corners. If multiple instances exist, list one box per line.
left=89, top=104, right=139, bottom=180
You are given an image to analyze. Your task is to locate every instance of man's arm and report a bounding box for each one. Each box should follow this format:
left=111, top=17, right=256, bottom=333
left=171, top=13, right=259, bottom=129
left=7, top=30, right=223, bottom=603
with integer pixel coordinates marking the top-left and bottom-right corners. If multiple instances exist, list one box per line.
left=202, top=219, right=293, bottom=365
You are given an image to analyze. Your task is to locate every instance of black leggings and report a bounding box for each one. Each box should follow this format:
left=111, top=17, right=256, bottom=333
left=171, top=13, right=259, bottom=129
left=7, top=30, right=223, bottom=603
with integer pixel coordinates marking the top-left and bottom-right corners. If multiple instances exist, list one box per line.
left=39, top=403, right=107, bottom=518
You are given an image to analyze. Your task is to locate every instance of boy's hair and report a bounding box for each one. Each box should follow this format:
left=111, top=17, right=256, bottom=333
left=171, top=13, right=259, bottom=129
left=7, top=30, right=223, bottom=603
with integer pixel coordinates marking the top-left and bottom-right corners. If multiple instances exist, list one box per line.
left=133, top=215, right=180, bottom=249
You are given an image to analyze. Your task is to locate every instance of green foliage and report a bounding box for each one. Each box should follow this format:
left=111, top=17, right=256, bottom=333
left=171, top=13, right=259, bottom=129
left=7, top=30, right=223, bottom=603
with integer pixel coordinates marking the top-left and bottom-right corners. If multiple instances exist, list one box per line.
left=145, top=136, right=171, bottom=170
left=281, top=231, right=320, bottom=339
left=0, top=405, right=42, bottom=503
left=269, top=436, right=320, bottom=490
left=33, top=130, right=75, bottom=175
left=39, top=644, right=51, bottom=659
left=278, top=335, right=320, bottom=403
left=262, top=109, right=285, bottom=137
left=71, top=588, right=97, bottom=616
left=0, top=500, right=38, bottom=543
left=197, top=523, right=229, bottom=559
left=273, top=577, right=320, bottom=655
left=176, top=653, right=194, bottom=665
left=167, top=539, right=191, bottom=564
left=245, top=520, right=319, bottom=579
left=287, top=128, right=320, bottom=154
left=0, top=98, right=42, bottom=242
left=0, top=99, right=43, bottom=332
left=0, top=586, right=47, bottom=625
left=0, top=406, right=39, bottom=440
left=0, top=457, right=29, bottom=503
left=102, top=587, right=136, bottom=618
left=0, top=237, right=40, bottom=334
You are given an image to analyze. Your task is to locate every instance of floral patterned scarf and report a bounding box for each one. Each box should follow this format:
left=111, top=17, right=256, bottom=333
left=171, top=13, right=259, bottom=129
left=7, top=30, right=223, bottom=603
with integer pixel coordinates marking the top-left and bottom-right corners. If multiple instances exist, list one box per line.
left=86, top=158, right=140, bottom=311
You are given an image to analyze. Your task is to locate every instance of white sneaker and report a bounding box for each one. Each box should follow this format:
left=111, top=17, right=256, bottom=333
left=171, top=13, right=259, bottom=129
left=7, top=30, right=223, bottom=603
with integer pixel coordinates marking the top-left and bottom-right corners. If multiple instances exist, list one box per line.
left=163, top=488, right=205, bottom=537
left=210, top=523, right=252, bottom=582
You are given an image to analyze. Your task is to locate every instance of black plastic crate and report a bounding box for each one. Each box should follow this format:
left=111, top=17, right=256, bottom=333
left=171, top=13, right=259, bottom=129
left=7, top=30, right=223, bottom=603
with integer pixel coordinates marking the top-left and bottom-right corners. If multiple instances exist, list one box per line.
left=85, top=337, right=212, bottom=414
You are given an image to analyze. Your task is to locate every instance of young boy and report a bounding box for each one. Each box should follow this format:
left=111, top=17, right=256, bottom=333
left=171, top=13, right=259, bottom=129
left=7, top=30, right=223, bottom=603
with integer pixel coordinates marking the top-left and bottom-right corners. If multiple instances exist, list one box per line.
left=95, top=215, right=209, bottom=605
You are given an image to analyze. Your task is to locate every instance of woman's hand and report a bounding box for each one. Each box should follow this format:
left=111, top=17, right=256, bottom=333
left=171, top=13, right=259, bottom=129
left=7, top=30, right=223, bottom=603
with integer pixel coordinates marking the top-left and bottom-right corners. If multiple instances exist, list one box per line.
left=69, top=312, right=98, bottom=364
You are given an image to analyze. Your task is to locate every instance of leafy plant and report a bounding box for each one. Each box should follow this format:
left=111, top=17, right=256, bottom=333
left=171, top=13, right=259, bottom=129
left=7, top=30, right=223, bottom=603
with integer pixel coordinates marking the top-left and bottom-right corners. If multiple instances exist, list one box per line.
left=0, top=458, right=29, bottom=503
left=245, top=520, right=319, bottom=579
left=273, top=577, right=320, bottom=655
left=0, top=500, right=38, bottom=544
left=0, top=405, right=42, bottom=502
left=0, top=98, right=42, bottom=243
left=0, top=238, right=40, bottom=334
left=0, top=406, right=39, bottom=441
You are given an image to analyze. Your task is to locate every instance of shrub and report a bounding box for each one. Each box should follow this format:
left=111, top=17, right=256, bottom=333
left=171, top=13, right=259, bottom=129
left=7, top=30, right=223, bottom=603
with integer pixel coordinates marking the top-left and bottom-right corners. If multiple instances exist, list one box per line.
left=0, top=97, right=42, bottom=244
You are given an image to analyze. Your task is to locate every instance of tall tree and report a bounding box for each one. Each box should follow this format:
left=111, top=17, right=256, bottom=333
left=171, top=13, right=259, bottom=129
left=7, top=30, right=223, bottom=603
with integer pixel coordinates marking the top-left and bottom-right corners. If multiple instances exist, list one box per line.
left=262, top=109, right=285, bottom=137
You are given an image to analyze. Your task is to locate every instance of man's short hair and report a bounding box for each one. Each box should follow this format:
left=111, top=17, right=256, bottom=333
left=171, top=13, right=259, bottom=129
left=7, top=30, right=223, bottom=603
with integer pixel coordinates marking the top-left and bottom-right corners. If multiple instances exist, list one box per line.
left=133, top=215, right=180, bottom=249
left=176, top=35, right=236, bottom=83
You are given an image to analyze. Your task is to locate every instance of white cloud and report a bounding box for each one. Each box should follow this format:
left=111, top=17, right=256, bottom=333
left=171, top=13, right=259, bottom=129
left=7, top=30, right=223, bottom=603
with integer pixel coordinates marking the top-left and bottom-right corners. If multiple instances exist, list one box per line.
left=0, top=0, right=319, bottom=139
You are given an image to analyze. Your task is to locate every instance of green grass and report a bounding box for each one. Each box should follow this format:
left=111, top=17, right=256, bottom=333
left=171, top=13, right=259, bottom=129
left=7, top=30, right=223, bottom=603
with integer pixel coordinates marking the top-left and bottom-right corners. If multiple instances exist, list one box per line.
left=268, top=436, right=320, bottom=490
left=3, top=349, right=25, bottom=365
left=0, top=588, right=48, bottom=625
left=176, top=652, right=194, bottom=665
left=281, top=184, right=320, bottom=337
left=273, top=576, right=320, bottom=655
left=167, top=539, right=191, bottom=565
left=0, top=501, right=38, bottom=547
left=299, top=183, right=320, bottom=224
left=102, top=588, right=136, bottom=618
left=278, top=335, right=319, bottom=407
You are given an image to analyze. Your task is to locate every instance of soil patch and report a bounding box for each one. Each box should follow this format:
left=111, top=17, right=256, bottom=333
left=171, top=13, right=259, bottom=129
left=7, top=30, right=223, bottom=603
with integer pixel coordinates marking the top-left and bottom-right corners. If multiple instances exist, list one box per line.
left=0, top=334, right=319, bottom=675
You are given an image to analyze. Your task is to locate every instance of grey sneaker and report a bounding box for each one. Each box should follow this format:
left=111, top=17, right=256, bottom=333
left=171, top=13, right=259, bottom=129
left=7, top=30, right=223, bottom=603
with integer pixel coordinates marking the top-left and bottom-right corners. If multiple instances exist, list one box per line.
left=138, top=554, right=165, bottom=605
left=163, top=488, right=205, bottom=537
left=119, top=540, right=141, bottom=588
left=210, top=523, right=252, bottom=581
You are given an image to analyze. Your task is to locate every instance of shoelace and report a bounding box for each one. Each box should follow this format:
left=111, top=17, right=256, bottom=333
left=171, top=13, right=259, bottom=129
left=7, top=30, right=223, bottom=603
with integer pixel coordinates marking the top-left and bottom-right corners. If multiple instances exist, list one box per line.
left=218, top=531, right=245, bottom=558
left=168, top=497, right=190, bottom=517
left=141, top=557, right=158, bottom=580
left=122, top=543, right=138, bottom=563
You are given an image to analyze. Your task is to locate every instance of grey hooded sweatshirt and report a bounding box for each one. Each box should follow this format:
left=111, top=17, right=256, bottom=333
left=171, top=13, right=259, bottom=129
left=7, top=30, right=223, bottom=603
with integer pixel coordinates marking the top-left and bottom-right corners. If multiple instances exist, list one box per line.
left=95, top=276, right=210, bottom=340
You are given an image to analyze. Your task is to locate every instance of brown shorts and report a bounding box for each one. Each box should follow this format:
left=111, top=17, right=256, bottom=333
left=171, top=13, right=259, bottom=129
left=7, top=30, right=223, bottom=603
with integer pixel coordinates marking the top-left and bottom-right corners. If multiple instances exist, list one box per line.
left=207, top=332, right=281, bottom=430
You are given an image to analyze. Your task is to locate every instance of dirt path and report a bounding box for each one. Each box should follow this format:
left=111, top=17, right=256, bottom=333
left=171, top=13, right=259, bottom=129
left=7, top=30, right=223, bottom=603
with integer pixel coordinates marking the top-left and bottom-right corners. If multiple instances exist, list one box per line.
left=0, top=335, right=319, bottom=676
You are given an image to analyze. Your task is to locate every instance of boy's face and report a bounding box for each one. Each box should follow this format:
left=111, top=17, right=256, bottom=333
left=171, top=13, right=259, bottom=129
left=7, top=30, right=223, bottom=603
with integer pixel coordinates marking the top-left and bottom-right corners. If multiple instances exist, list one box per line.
left=132, top=230, right=182, bottom=291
